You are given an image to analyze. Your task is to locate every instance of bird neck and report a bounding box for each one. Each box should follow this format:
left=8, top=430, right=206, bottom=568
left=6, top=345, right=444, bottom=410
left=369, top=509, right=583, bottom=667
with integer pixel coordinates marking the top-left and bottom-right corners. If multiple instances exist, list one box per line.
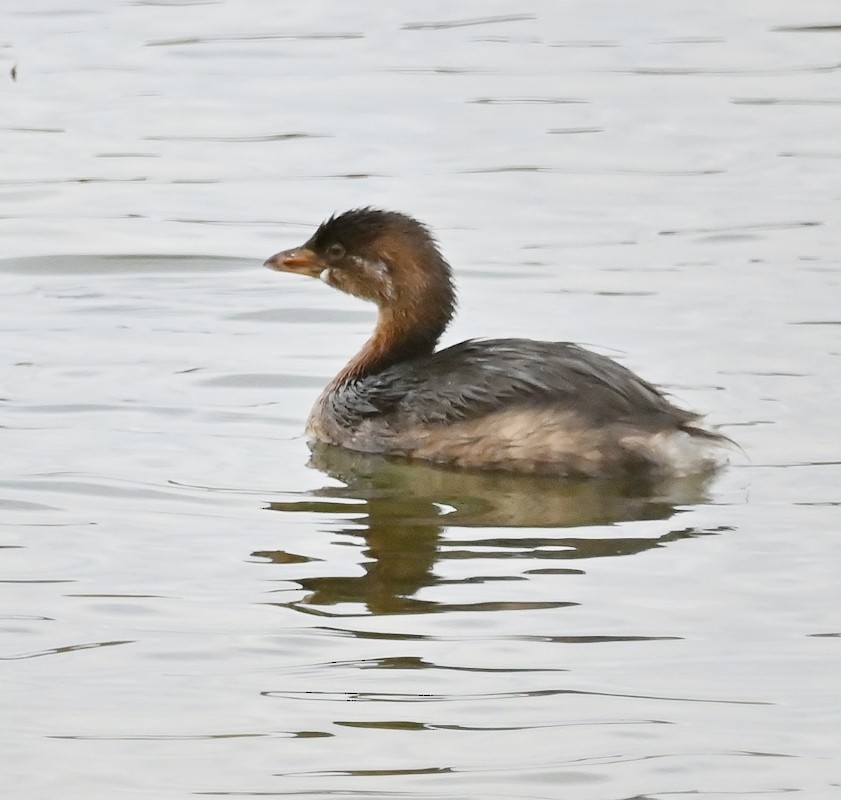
left=335, top=271, right=455, bottom=383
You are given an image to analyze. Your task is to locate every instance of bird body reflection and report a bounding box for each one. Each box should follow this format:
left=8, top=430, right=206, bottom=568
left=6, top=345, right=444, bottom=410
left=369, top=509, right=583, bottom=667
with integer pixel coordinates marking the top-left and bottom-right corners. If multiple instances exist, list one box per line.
left=259, top=445, right=727, bottom=615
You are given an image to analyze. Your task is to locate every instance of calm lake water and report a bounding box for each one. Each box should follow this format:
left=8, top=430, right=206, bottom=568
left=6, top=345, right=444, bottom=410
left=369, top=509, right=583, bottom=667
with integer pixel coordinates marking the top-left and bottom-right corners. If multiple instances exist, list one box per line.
left=2, top=2, right=841, bottom=798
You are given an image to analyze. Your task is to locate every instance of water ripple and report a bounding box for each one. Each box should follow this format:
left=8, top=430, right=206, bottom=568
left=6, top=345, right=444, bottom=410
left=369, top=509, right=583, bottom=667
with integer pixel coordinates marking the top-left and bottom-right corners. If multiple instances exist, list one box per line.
left=1, top=639, right=133, bottom=661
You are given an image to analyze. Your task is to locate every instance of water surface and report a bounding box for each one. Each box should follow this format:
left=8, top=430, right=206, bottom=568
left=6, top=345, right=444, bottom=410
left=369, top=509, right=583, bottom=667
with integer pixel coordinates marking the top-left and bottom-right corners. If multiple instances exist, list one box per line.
left=2, top=2, right=841, bottom=798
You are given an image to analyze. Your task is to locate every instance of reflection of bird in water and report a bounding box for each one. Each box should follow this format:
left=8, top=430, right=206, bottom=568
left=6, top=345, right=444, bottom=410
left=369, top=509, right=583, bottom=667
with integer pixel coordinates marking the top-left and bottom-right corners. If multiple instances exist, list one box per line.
left=265, top=208, right=729, bottom=479
left=258, top=444, right=726, bottom=615
left=301, top=443, right=715, bottom=528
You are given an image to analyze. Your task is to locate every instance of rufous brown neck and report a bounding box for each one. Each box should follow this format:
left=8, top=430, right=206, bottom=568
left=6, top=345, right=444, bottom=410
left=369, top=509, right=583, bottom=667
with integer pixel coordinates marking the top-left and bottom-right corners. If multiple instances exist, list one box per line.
left=334, top=279, right=455, bottom=384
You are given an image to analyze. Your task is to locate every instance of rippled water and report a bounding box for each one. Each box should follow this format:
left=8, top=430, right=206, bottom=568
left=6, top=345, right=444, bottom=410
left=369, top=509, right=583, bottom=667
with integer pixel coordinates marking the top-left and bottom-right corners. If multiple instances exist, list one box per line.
left=3, top=2, right=841, bottom=798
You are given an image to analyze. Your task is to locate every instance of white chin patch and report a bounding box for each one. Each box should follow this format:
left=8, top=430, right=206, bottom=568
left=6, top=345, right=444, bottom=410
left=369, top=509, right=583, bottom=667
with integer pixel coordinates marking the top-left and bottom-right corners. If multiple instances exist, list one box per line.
left=319, top=268, right=332, bottom=284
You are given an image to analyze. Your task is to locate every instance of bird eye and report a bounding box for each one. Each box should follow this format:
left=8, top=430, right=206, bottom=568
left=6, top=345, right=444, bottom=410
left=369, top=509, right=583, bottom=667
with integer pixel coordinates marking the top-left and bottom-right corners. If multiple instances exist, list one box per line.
left=327, top=243, right=346, bottom=260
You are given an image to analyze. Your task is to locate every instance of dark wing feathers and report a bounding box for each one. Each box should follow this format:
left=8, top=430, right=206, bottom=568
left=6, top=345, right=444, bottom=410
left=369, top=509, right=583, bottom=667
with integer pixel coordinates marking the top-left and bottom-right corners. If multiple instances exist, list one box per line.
left=332, top=338, right=698, bottom=431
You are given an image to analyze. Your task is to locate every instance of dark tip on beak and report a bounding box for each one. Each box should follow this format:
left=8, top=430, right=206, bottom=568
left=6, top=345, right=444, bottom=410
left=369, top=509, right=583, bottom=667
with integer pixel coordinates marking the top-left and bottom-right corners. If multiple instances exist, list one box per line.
left=263, top=247, right=322, bottom=276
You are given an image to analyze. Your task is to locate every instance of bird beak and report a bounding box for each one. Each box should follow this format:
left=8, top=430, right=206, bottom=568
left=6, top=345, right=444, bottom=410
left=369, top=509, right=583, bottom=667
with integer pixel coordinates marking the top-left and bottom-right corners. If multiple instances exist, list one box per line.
left=263, top=247, right=323, bottom=278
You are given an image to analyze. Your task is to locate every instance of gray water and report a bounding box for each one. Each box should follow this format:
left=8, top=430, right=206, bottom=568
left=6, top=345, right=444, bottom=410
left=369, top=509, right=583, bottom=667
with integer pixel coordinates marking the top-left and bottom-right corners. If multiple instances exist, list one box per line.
left=2, top=2, right=841, bottom=798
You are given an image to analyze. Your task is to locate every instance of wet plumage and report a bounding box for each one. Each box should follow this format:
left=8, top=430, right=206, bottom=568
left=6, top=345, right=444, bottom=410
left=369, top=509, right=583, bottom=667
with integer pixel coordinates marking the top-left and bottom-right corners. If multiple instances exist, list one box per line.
left=265, top=208, right=728, bottom=479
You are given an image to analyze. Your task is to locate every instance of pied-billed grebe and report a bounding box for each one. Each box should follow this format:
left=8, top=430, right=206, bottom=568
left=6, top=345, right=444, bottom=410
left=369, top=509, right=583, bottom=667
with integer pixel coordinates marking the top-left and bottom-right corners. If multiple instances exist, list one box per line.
left=265, top=208, right=727, bottom=479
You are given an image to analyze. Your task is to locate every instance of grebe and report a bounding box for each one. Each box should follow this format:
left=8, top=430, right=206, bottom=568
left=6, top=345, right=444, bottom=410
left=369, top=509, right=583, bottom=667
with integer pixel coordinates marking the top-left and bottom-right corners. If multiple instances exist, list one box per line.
left=265, top=208, right=727, bottom=479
